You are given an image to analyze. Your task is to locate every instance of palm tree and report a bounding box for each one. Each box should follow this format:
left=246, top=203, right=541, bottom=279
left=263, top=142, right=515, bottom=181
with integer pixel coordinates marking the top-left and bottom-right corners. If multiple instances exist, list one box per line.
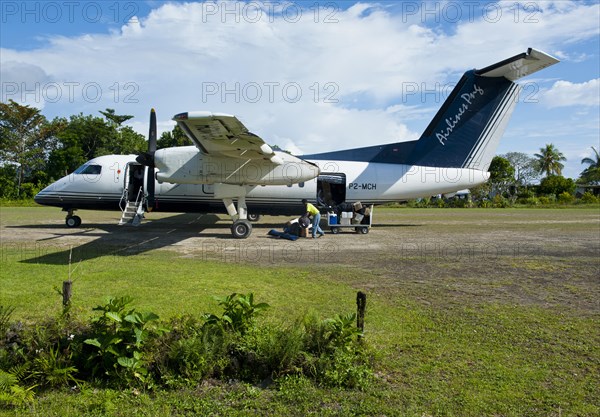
left=534, top=144, right=566, bottom=177
left=579, top=146, right=600, bottom=184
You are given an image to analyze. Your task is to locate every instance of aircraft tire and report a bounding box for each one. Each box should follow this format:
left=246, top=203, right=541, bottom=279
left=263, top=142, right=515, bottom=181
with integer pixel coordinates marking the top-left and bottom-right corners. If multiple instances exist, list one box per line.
left=66, top=215, right=82, bottom=228
left=231, top=220, right=252, bottom=239
left=247, top=213, right=261, bottom=222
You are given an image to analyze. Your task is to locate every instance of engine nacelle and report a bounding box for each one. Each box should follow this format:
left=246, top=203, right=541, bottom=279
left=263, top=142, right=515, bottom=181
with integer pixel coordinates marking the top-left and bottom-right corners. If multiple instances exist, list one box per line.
left=154, top=146, right=319, bottom=186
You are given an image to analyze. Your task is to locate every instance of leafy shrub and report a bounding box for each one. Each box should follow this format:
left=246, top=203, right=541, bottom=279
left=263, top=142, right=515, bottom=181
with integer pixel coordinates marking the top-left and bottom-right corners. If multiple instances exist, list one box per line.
left=229, top=324, right=301, bottom=383
left=557, top=191, right=575, bottom=204
left=318, top=348, right=373, bottom=389
left=1, top=313, right=87, bottom=391
left=0, top=369, right=35, bottom=407
left=19, top=183, right=42, bottom=199
left=538, top=195, right=555, bottom=205
left=1, top=293, right=374, bottom=393
left=433, top=199, right=445, bottom=208
left=160, top=318, right=232, bottom=385
left=517, top=189, right=536, bottom=199
left=407, top=198, right=430, bottom=208
left=83, top=296, right=164, bottom=385
left=32, top=346, right=79, bottom=388
left=301, top=312, right=372, bottom=388
left=449, top=198, right=471, bottom=208
left=493, top=194, right=512, bottom=208
left=579, top=191, right=599, bottom=204
left=539, top=175, right=576, bottom=196
left=516, top=197, right=539, bottom=206
left=203, top=293, right=269, bottom=335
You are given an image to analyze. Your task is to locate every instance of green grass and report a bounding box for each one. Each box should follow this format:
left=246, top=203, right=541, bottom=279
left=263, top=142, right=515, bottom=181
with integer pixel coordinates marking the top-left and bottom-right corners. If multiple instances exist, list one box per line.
left=1, top=207, right=599, bottom=416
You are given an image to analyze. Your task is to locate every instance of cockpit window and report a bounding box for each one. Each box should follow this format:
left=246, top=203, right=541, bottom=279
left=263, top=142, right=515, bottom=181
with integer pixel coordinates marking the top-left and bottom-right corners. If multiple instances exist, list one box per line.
left=74, top=164, right=102, bottom=175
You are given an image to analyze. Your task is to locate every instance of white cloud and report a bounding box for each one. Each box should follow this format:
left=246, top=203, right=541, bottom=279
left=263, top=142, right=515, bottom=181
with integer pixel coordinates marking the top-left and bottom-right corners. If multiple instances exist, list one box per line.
left=0, top=61, right=52, bottom=108
left=543, top=79, right=600, bottom=108
left=0, top=0, right=598, bottom=159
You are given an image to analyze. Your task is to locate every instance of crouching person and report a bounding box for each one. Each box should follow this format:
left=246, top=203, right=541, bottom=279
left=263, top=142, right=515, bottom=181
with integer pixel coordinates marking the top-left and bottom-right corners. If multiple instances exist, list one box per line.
left=301, top=199, right=325, bottom=238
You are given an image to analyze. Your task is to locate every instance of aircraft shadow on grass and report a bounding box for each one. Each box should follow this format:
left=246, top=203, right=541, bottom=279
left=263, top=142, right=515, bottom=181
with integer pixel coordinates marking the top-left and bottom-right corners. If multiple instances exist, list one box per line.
left=10, top=213, right=422, bottom=265
left=13, top=213, right=227, bottom=265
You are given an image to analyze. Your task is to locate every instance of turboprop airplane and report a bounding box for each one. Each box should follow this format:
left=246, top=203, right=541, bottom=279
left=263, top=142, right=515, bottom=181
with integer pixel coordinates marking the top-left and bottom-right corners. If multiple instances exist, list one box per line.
left=35, top=48, right=559, bottom=238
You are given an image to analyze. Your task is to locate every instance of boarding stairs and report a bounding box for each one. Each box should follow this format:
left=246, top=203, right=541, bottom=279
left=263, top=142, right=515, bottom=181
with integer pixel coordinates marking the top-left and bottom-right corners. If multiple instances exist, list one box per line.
left=119, top=188, right=145, bottom=226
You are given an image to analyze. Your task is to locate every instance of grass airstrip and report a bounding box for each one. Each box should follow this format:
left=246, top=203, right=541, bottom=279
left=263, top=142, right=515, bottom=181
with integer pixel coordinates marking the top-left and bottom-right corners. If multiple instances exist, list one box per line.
left=1, top=205, right=599, bottom=416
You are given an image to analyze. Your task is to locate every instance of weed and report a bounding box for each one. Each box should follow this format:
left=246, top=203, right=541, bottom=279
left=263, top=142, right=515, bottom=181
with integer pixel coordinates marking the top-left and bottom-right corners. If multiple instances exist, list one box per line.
left=0, top=369, right=35, bottom=407
left=32, top=346, right=79, bottom=388
left=83, top=296, right=165, bottom=386
left=203, top=293, right=270, bottom=335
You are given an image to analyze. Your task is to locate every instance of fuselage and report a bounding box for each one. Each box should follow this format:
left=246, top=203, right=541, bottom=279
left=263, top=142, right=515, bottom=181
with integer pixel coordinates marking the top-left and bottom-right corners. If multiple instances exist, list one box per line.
left=35, top=151, right=489, bottom=216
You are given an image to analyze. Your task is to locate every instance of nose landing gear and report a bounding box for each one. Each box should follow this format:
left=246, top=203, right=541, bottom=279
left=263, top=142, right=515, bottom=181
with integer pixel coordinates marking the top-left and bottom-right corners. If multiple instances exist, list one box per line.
left=64, top=209, right=82, bottom=228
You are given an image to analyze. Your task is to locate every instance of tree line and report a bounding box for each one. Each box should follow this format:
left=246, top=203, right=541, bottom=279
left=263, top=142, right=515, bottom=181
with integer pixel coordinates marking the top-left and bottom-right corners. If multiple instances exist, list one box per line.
left=0, top=100, right=191, bottom=199
left=1, top=99, right=599, bottom=200
left=483, top=143, right=599, bottom=203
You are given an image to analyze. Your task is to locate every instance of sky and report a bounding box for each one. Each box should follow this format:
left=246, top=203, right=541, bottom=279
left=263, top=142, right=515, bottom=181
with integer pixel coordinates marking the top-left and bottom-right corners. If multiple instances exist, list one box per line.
left=1, top=0, right=599, bottom=179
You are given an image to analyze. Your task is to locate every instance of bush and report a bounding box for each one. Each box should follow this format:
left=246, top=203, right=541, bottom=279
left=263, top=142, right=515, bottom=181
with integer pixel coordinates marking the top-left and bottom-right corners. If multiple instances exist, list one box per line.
left=82, top=296, right=165, bottom=386
left=538, top=195, right=555, bottom=205
left=162, top=322, right=232, bottom=385
left=203, top=293, right=269, bottom=336
left=492, top=195, right=512, bottom=208
left=538, top=175, right=576, bottom=197
left=0, top=294, right=374, bottom=393
left=407, top=198, right=430, bottom=208
left=19, top=183, right=42, bottom=199
left=516, top=197, right=539, bottom=206
left=579, top=191, right=599, bottom=204
left=517, top=189, right=536, bottom=199
left=449, top=198, right=471, bottom=208
left=557, top=191, right=575, bottom=204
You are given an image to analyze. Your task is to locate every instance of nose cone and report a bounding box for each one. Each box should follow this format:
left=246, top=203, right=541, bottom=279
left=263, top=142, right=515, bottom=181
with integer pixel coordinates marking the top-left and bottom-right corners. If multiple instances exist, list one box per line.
left=34, top=181, right=62, bottom=207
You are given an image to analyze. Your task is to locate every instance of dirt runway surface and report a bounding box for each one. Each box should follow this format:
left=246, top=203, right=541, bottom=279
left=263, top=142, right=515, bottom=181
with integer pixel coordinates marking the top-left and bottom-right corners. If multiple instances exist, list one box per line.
left=2, top=206, right=599, bottom=314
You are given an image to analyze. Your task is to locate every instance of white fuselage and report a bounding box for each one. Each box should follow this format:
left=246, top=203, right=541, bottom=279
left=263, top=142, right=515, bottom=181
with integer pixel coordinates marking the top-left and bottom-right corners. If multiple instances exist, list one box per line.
left=35, top=151, right=488, bottom=215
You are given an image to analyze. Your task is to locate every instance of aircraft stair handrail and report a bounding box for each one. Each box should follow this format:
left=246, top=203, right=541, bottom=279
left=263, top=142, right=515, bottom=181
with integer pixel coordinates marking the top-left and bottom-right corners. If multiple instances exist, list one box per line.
left=135, top=186, right=144, bottom=208
left=119, top=163, right=130, bottom=212
left=119, top=189, right=128, bottom=212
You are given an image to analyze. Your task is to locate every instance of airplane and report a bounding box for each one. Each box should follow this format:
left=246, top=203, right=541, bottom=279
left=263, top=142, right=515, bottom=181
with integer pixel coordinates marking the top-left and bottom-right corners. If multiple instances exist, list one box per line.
left=35, top=48, right=559, bottom=239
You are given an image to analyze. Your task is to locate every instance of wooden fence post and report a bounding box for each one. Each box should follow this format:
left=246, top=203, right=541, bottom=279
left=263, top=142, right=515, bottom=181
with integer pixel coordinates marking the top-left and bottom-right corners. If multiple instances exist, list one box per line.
left=356, top=291, right=366, bottom=333
left=62, top=280, right=72, bottom=308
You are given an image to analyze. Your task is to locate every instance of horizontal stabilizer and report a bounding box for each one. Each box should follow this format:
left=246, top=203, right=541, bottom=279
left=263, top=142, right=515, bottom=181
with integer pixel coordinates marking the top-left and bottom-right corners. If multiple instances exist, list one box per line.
left=476, top=48, right=559, bottom=81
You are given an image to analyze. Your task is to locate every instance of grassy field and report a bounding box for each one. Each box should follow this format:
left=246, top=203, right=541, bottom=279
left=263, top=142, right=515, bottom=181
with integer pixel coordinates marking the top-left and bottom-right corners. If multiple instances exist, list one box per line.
left=1, top=206, right=599, bottom=416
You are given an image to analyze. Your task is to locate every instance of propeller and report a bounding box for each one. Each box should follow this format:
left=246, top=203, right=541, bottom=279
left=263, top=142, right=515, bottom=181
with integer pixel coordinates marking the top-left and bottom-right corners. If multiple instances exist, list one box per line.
left=136, top=108, right=157, bottom=210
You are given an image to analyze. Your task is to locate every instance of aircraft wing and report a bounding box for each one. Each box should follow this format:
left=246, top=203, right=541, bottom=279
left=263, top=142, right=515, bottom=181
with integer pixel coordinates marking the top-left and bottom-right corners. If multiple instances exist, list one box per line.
left=172, top=111, right=284, bottom=165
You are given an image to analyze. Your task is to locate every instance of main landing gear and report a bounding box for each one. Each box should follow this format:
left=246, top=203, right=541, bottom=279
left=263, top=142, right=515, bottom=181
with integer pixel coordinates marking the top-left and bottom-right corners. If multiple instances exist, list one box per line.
left=64, top=209, right=82, bottom=228
left=217, top=184, right=257, bottom=239
left=223, top=195, right=252, bottom=239
left=247, top=213, right=261, bottom=222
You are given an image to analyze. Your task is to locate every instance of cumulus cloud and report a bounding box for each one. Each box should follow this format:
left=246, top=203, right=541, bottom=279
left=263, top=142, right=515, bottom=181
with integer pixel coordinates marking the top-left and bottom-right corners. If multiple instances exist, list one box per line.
left=0, top=61, right=52, bottom=108
left=544, top=79, right=600, bottom=108
left=1, top=0, right=598, bottom=155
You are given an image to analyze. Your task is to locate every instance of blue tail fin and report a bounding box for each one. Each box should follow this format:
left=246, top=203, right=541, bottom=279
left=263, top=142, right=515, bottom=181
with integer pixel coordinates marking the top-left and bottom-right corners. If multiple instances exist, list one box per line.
left=409, top=48, right=559, bottom=170
left=300, top=48, right=558, bottom=170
